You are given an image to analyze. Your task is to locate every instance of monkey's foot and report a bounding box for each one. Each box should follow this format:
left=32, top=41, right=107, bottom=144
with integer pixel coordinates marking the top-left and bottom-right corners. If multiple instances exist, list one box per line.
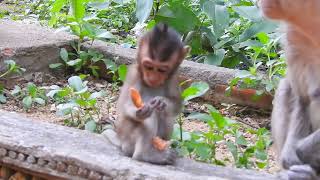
left=152, top=136, right=169, bottom=151
left=286, top=165, right=317, bottom=180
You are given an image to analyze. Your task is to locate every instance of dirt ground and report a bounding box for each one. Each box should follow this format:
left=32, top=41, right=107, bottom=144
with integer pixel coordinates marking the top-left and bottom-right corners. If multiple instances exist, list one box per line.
left=0, top=72, right=280, bottom=174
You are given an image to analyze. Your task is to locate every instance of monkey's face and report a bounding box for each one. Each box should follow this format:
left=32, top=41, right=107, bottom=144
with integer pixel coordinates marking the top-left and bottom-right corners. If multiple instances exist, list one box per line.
left=141, top=58, right=171, bottom=88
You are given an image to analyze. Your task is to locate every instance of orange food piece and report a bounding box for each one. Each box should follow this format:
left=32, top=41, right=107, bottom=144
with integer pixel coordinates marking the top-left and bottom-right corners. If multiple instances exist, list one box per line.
left=130, top=87, right=144, bottom=108
left=152, top=136, right=168, bottom=151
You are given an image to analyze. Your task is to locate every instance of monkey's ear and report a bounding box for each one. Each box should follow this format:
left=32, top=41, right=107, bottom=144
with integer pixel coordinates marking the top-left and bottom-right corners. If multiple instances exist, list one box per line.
left=181, top=45, right=191, bottom=58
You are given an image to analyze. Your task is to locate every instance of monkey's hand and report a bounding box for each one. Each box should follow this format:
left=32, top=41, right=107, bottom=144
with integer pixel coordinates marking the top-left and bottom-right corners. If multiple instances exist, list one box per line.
left=150, top=96, right=167, bottom=111
left=136, top=105, right=153, bottom=119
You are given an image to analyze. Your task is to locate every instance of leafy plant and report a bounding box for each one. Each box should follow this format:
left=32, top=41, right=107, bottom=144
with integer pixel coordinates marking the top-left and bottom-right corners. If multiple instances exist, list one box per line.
left=47, top=75, right=106, bottom=133
left=11, top=83, right=47, bottom=110
left=172, top=104, right=271, bottom=169
left=0, top=60, right=25, bottom=103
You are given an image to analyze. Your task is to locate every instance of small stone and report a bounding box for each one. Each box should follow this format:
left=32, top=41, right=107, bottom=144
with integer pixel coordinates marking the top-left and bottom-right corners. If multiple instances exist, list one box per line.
left=102, top=176, right=113, bottom=180
left=37, top=158, right=48, bottom=166
left=67, top=165, right=79, bottom=175
left=8, top=151, right=17, bottom=159
left=0, top=148, right=7, bottom=156
left=57, top=162, right=67, bottom=172
left=17, top=153, right=26, bottom=161
left=50, top=104, right=56, bottom=112
left=78, top=168, right=89, bottom=178
left=47, top=161, right=57, bottom=169
left=33, top=72, right=44, bottom=83
left=27, top=155, right=37, bottom=164
left=88, top=171, right=102, bottom=180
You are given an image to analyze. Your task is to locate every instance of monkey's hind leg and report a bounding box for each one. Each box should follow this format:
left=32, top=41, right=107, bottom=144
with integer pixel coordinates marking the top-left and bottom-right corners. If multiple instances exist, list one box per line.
left=132, top=133, right=177, bottom=165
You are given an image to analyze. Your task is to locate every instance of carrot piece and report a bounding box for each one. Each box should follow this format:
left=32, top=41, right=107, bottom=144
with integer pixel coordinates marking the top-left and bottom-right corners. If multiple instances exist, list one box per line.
left=130, top=87, right=144, bottom=108
left=152, top=136, right=168, bottom=151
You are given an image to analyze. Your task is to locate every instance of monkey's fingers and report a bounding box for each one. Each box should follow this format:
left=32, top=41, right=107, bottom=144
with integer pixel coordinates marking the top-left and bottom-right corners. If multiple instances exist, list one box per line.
left=287, top=165, right=317, bottom=180
left=136, top=105, right=152, bottom=119
left=152, top=136, right=169, bottom=151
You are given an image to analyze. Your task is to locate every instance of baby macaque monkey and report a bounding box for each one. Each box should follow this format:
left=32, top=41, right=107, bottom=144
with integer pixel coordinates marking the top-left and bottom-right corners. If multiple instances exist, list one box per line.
left=260, top=0, right=320, bottom=179
left=113, top=23, right=190, bottom=165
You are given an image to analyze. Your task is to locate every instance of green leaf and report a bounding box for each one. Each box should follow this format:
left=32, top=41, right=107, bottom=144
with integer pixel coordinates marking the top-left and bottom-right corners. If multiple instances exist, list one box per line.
left=236, top=135, right=248, bottom=146
left=182, top=82, right=209, bottom=102
left=51, top=0, right=67, bottom=13
left=66, top=59, right=82, bottom=66
left=136, top=0, right=153, bottom=23
left=70, top=0, right=86, bottom=20
left=88, top=1, right=110, bottom=10
left=195, top=143, right=211, bottom=160
left=22, top=96, right=32, bottom=109
left=97, top=30, right=113, bottom=39
left=202, top=1, right=215, bottom=22
left=255, top=149, right=268, bottom=160
left=11, top=85, right=21, bottom=96
left=239, top=21, right=278, bottom=42
left=104, top=59, right=117, bottom=72
left=34, top=98, right=45, bottom=105
left=118, top=64, right=127, bottom=82
left=60, top=48, right=69, bottom=62
left=89, top=91, right=105, bottom=99
left=256, top=161, right=267, bottom=169
left=68, top=76, right=85, bottom=92
left=49, top=63, right=64, bottom=69
left=27, top=83, right=37, bottom=98
left=226, top=141, right=238, bottom=161
left=0, top=93, right=6, bottom=103
left=186, top=113, right=212, bottom=122
left=204, top=49, right=226, bottom=66
left=232, top=6, right=262, bottom=22
left=214, top=5, right=229, bottom=38
left=85, top=120, right=97, bottom=132
left=155, top=3, right=200, bottom=34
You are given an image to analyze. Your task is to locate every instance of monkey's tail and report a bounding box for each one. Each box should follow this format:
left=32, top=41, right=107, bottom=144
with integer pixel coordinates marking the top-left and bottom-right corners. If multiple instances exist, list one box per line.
left=102, top=128, right=121, bottom=147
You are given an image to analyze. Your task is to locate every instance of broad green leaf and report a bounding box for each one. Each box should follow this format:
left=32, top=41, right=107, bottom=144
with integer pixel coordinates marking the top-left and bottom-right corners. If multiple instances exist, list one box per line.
left=34, top=98, right=45, bottom=105
left=214, top=5, right=229, bottom=38
left=60, top=48, right=69, bottom=62
left=11, top=85, right=21, bottom=96
left=56, top=102, right=77, bottom=116
left=68, top=76, right=85, bottom=92
left=0, top=93, right=6, bottom=103
left=88, top=1, right=110, bottom=10
left=186, top=113, right=212, bottom=122
left=155, top=3, right=200, bottom=34
left=255, top=149, right=268, bottom=161
left=136, top=0, right=153, bottom=23
left=239, top=21, right=278, bottom=42
left=236, top=135, right=248, bottom=146
left=232, top=6, right=262, bottom=22
left=104, top=59, right=117, bottom=72
left=182, top=82, right=209, bottom=102
left=97, top=30, right=113, bottom=39
left=49, top=63, right=64, bottom=69
left=202, top=1, right=215, bottom=22
left=70, top=0, right=86, bottom=20
left=76, top=99, right=87, bottom=106
left=256, top=161, right=267, bottom=169
left=22, top=96, right=32, bottom=109
left=46, top=89, right=61, bottom=98
left=118, top=64, right=127, bottom=82
left=51, top=0, right=67, bottom=13
left=226, top=141, right=238, bottom=161
left=66, top=59, right=82, bottom=66
left=85, top=120, right=97, bottom=132
left=27, top=83, right=37, bottom=98
left=204, top=49, right=225, bottom=66
left=195, top=143, right=211, bottom=160
left=89, top=91, right=105, bottom=99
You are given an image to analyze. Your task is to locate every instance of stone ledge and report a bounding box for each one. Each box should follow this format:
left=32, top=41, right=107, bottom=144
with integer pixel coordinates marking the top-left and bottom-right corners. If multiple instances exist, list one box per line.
left=0, top=20, right=77, bottom=73
left=0, top=110, right=278, bottom=180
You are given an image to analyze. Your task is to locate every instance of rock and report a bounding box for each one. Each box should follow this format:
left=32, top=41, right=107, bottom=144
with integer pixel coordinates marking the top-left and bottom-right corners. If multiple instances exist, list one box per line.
left=0, top=110, right=279, bottom=180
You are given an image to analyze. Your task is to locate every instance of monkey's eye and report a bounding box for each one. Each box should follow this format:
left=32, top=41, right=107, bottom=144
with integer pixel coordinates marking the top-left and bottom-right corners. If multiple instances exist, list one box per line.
left=158, top=68, right=167, bottom=73
left=144, top=64, right=154, bottom=71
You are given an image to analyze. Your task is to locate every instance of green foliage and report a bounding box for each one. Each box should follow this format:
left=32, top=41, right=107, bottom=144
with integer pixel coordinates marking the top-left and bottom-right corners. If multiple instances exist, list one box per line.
left=47, top=76, right=106, bottom=133
left=173, top=104, right=271, bottom=169
left=0, top=60, right=25, bottom=104
left=11, top=83, right=47, bottom=110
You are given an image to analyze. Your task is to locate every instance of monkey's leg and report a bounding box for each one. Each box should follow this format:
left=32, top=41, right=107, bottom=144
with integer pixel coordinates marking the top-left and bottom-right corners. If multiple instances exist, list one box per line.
left=131, top=115, right=177, bottom=165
